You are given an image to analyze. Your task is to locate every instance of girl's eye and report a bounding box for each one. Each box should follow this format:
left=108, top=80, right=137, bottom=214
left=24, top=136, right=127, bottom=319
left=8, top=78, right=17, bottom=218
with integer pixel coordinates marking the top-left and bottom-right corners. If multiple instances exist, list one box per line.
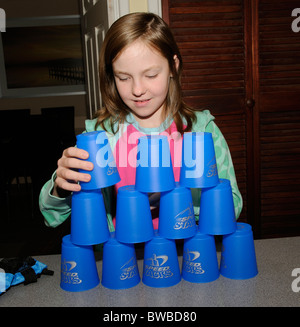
left=115, top=75, right=130, bottom=81
left=146, top=74, right=158, bottom=79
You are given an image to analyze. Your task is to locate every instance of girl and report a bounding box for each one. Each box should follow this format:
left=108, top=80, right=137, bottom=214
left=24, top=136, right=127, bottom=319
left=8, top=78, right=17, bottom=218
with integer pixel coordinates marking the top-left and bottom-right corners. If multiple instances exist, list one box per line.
left=39, top=12, right=243, bottom=231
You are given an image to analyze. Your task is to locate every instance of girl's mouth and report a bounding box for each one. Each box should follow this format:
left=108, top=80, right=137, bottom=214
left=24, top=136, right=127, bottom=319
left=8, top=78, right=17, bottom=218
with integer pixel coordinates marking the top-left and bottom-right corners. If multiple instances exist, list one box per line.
left=134, top=99, right=151, bottom=106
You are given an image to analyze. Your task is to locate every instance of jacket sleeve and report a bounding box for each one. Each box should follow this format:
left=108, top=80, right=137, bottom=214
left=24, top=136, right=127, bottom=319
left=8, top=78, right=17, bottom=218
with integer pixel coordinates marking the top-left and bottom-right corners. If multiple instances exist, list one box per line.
left=39, top=171, right=72, bottom=228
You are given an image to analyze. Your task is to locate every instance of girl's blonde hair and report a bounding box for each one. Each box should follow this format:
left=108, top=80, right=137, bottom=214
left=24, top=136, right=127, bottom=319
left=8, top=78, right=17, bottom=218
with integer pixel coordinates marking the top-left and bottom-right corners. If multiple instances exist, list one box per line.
left=95, top=12, right=196, bottom=134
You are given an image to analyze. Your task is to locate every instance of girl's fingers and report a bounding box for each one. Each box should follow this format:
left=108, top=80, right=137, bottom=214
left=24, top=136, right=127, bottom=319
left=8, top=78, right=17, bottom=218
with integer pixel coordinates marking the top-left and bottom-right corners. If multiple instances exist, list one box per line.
left=63, top=147, right=89, bottom=160
left=57, top=167, right=91, bottom=184
left=55, top=147, right=93, bottom=192
left=59, top=157, right=94, bottom=171
left=55, top=176, right=81, bottom=192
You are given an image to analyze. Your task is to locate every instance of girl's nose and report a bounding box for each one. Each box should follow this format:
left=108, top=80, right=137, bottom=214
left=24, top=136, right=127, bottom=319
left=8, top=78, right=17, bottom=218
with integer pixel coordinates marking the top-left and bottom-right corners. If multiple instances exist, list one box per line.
left=132, top=79, right=146, bottom=97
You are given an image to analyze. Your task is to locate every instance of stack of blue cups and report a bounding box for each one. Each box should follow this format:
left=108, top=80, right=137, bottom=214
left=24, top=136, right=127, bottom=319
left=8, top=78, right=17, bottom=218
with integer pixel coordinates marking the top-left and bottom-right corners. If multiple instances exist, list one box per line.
left=61, top=131, right=258, bottom=292
left=60, top=131, right=122, bottom=292
left=116, top=135, right=184, bottom=288
left=179, top=132, right=258, bottom=282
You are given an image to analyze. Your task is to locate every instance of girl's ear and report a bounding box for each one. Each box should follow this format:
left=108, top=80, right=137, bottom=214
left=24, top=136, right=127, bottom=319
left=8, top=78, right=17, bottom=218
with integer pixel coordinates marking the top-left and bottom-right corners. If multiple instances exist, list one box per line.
left=173, top=54, right=180, bottom=72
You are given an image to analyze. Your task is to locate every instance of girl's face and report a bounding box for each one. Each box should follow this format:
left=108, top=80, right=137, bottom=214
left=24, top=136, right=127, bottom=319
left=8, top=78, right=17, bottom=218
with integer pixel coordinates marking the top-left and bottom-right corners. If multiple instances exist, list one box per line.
left=112, top=40, right=173, bottom=128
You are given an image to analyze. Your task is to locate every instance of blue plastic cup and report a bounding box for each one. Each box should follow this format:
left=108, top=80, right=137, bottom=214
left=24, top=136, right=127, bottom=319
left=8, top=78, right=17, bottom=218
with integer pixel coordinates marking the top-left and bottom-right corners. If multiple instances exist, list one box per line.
left=159, top=183, right=197, bottom=239
left=76, top=131, right=120, bottom=190
left=102, top=233, right=140, bottom=290
left=142, top=231, right=181, bottom=288
left=60, top=234, right=100, bottom=292
left=182, top=229, right=219, bottom=283
left=71, top=189, right=110, bottom=245
left=179, top=132, right=219, bottom=188
left=135, top=135, right=175, bottom=192
left=220, top=223, right=258, bottom=280
left=115, top=185, right=154, bottom=243
left=198, top=179, right=237, bottom=235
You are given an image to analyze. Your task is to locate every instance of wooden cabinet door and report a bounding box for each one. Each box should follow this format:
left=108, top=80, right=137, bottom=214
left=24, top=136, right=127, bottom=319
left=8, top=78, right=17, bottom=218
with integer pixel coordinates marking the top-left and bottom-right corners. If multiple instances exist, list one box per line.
left=253, top=0, right=300, bottom=238
left=163, top=0, right=254, bottom=230
left=163, top=0, right=300, bottom=238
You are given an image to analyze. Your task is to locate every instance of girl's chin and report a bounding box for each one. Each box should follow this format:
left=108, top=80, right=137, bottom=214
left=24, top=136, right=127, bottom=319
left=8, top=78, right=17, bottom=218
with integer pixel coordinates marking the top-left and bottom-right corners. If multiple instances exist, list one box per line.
left=130, top=110, right=163, bottom=128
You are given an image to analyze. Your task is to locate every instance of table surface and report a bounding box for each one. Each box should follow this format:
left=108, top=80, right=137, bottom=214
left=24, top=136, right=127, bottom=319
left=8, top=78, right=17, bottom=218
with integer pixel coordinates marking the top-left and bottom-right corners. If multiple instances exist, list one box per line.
left=0, top=236, right=299, bottom=307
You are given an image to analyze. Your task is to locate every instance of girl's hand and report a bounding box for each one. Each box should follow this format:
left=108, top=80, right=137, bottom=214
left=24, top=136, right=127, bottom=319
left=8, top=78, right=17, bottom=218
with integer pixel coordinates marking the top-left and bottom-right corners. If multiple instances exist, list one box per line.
left=52, top=147, right=93, bottom=197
